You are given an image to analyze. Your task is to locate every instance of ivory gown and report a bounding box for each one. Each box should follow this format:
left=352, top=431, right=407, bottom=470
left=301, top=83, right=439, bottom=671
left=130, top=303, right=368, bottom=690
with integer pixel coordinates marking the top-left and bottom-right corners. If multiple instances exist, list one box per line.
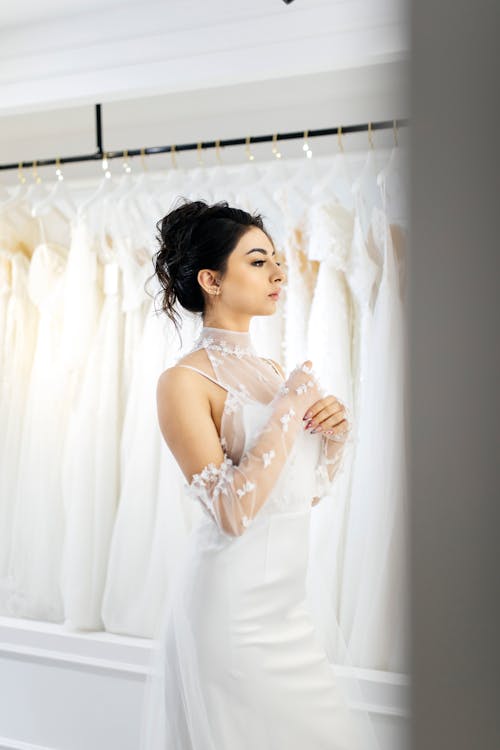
left=139, top=325, right=379, bottom=750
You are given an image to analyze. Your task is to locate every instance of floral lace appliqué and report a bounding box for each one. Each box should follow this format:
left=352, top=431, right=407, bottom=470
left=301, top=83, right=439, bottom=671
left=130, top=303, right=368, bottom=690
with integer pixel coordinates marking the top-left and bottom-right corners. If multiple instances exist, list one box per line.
left=261, top=449, right=276, bottom=467
left=236, top=480, right=256, bottom=498
left=193, top=334, right=256, bottom=358
left=280, top=407, right=296, bottom=432
left=185, top=454, right=235, bottom=512
left=223, top=391, right=240, bottom=416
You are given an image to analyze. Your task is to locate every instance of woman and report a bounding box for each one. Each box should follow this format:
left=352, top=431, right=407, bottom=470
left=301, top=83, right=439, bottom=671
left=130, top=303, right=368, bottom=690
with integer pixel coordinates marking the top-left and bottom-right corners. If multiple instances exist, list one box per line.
left=139, top=198, right=376, bottom=749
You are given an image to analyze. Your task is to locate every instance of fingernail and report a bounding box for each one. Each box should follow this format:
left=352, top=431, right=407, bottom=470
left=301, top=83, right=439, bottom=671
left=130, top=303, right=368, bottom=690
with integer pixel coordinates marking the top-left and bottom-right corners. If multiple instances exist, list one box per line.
left=305, top=421, right=313, bottom=430
left=303, top=414, right=310, bottom=420
left=310, top=428, right=321, bottom=434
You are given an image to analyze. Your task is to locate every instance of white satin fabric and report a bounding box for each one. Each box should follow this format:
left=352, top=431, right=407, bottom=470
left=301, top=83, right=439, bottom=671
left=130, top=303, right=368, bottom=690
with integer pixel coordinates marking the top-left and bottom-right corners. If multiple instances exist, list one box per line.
left=139, top=327, right=379, bottom=750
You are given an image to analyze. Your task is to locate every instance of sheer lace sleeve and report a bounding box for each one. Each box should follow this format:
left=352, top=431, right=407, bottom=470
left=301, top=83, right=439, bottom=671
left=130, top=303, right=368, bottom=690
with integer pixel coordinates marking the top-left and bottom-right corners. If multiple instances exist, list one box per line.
left=314, top=396, right=354, bottom=497
left=185, top=361, right=325, bottom=538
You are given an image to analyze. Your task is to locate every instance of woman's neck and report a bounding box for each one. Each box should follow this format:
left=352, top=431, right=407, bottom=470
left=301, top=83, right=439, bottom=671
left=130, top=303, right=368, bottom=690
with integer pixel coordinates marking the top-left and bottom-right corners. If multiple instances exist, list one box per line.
left=196, top=324, right=257, bottom=356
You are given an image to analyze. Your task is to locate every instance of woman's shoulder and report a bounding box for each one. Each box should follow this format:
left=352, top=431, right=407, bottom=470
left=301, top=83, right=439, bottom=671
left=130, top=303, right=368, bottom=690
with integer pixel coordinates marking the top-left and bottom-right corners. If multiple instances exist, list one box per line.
left=159, top=348, right=211, bottom=389
left=156, top=350, right=213, bottom=433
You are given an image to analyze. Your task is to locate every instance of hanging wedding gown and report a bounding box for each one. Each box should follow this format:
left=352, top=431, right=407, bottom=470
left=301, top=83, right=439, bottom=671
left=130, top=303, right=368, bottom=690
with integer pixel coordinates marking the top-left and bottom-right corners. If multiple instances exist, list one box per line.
left=59, top=253, right=124, bottom=630
left=139, top=325, right=379, bottom=750
left=7, top=241, right=69, bottom=621
left=346, top=147, right=409, bottom=672
left=338, top=151, right=383, bottom=656
left=101, top=304, right=202, bottom=637
left=273, top=176, right=319, bottom=374
left=0, top=250, right=38, bottom=608
left=305, top=186, right=357, bottom=662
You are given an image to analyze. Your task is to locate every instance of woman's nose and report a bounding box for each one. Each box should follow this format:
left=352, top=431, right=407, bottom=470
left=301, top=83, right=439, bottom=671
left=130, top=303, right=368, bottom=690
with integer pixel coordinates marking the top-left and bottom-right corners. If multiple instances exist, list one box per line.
left=273, top=266, right=285, bottom=282
left=271, top=259, right=284, bottom=276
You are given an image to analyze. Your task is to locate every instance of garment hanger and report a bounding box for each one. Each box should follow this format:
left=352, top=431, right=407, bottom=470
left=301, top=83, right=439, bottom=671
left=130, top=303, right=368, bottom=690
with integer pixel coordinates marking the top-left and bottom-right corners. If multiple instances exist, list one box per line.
left=112, top=151, right=164, bottom=264
left=375, top=121, right=407, bottom=224
left=310, top=127, right=354, bottom=210
left=351, top=123, right=384, bottom=240
left=0, top=162, right=40, bottom=221
left=24, top=160, right=49, bottom=211
left=175, top=141, right=213, bottom=200
left=0, top=163, right=28, bottom=209
left=77, top=152, right=116, bottom=219
left=31, top=158, right=77, bottom=224
left=0, top=163, right=48, bottom=256
left=282, top=130, right=322, bottom=192
left=242, top=138, right=291, bottom=224
left=160, top=144, right=189, bottom=190
left=114, top=150, right=163, bottom=224
left=204, top=140, right=247, bottom=203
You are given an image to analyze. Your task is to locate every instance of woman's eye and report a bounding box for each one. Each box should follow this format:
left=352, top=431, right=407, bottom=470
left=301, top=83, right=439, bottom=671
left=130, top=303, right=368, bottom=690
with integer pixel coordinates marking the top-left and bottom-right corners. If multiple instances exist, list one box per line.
left=252, top=260, right=281, bottom=267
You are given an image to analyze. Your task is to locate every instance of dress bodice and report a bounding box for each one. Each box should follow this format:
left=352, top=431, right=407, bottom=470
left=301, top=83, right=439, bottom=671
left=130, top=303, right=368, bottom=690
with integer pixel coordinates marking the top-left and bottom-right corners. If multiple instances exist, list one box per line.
left=177, top=325, right=329, bottom=532
left=239, top=399, right=323, bottom=520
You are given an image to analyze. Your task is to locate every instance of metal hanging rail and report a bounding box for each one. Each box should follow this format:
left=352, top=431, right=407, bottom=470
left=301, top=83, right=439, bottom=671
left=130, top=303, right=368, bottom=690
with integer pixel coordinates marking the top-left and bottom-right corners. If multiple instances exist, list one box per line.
left=0, top=103, right=409, bottom=172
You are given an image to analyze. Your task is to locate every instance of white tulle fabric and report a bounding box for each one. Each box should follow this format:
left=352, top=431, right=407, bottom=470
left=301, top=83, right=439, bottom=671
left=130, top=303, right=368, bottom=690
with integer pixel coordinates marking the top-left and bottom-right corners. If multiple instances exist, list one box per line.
left=183, top=327, right=350, bottom=538
left=139, top=325, right=380, bottom=750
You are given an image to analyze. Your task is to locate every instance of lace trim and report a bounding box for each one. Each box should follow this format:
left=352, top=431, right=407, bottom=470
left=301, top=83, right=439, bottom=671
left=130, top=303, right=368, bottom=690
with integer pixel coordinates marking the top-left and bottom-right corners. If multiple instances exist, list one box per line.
left=185, top=455, right=234, bottom=510
left=185, top=453, right=257, bottom=530
left=194, top=334, right=256, bottom=358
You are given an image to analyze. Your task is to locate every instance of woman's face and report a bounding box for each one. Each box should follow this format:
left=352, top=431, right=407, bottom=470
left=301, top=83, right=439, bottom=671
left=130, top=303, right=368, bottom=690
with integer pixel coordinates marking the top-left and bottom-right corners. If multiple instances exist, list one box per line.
left=222, top=226, right=285, bottom=315
left=200, top=226, right=285, bottom=318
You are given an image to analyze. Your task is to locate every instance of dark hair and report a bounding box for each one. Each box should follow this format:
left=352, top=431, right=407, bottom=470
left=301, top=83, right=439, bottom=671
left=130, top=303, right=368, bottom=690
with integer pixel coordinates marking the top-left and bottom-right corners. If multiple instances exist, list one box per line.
left=146, top=197, right=274, bottom=336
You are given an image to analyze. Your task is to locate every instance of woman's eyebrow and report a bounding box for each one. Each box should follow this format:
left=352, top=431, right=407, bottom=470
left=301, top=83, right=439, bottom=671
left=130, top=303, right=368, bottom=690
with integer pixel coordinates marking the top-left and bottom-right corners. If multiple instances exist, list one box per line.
left=245, top=248, right=276, bottom=256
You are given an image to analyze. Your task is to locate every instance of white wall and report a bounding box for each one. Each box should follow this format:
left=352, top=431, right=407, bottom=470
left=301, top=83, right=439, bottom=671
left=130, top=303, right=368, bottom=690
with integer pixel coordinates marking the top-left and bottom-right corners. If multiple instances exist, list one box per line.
left=0, top=616, right=410, bottom=750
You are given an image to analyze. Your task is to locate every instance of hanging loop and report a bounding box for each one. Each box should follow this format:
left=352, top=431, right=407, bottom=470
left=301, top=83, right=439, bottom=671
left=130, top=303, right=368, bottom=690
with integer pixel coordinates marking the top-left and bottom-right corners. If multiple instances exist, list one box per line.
left=303, top=129, right=312, bottom=158
left=272, top=133, right=281, bottom=159
left=393, top=119, right=399, bottom=147
left=123, top=149, right=131, bottom=173
left=245, top=136, right=255, bottom=162
left=171, top=144, right=178, bottom=169
left=55, top=156, right=63, bottom=181
left=368, top=122, right=374, bottom=149
left=197, top=142, right=204, bottom=166
left=17, top=162, right=26, bottom=184
left=32, top=159, right=42, bottom=184
left=215, top=139, right=223, bottom=165
left=337, top=126, right=344, bottom=153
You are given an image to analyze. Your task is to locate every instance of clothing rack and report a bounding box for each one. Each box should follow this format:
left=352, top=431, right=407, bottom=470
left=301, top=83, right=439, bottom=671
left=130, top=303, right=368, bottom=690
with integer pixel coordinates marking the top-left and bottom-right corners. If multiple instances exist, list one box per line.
left=0, top=103, right=409, bottom=172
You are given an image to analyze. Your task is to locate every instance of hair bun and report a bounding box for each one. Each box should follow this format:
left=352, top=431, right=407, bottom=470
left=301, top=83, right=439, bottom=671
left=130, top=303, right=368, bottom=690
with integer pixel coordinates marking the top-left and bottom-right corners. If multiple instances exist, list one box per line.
left=156, top=198, right=211, bottom=271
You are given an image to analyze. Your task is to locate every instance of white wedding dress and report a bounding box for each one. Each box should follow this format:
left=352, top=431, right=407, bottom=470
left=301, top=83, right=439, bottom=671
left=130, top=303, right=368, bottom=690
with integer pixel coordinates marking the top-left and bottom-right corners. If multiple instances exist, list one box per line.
left=139, top=326, right=379, bottom=750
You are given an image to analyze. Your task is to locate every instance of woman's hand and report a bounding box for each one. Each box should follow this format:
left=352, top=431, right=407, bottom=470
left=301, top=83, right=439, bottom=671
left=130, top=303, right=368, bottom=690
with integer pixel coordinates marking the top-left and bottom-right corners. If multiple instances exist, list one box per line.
left=302, top=393, right=351, bottom=439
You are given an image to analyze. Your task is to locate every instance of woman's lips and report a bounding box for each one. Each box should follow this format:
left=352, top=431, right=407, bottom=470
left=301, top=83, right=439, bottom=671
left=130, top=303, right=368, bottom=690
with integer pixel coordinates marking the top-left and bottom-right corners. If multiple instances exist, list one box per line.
left=268, top=291, right=280, bottom=299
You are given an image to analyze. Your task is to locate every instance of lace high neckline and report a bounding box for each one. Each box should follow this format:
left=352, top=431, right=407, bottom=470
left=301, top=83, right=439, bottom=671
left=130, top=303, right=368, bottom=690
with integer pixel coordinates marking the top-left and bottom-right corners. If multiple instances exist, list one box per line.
left=195, top=325, right=258, bottom=358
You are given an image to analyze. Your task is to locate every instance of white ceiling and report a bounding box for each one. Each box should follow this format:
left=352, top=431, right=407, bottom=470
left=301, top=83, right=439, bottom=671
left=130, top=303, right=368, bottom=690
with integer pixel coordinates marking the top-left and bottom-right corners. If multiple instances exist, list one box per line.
left=0, top=0, right=409, bottom=114
left=0, top=0, right=139, bottom=29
